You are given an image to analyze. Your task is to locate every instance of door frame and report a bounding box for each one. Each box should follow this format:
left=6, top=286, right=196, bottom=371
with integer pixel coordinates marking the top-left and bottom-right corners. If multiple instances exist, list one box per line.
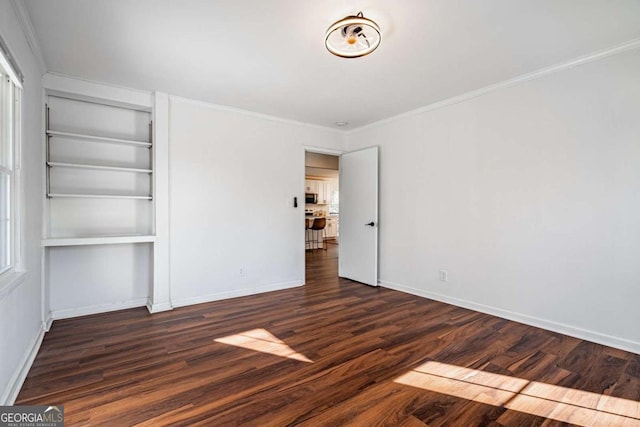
left=301, top=145, right=344, bottom=285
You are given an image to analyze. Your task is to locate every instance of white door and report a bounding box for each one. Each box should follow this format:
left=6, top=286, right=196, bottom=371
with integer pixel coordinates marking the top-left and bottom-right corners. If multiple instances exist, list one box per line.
left=339, top=146, right=378, bottom=286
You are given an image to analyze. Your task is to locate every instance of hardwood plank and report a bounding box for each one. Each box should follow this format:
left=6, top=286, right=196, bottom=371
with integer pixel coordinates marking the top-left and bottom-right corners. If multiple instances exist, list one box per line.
left=15, top=244, right=640, bottom=426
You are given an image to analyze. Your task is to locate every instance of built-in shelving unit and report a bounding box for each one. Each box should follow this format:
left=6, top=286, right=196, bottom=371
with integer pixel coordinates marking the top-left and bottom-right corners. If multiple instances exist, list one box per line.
left=45, top=95, right=154, bottom=240
left=42, top=79, right=162, bottom=321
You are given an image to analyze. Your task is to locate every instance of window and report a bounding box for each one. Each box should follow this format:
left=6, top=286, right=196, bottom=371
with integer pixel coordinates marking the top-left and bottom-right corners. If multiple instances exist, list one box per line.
left=0, top=42, right=22, bottom=277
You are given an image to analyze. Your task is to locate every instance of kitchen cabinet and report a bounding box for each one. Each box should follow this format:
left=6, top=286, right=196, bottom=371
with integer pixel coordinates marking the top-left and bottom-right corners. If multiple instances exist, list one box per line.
left=317, top=180, right=331, bottom=205
left=316, top=181, right=325, bottom=204
left=326, top=217, right=339, bottom=238
left=305, top=179, right=318, bottom=193
left=305, top=179, right=328, bottom=204
left=306, top=179, right=337, bottom=205
left=320, top=181, right=331, bottom=205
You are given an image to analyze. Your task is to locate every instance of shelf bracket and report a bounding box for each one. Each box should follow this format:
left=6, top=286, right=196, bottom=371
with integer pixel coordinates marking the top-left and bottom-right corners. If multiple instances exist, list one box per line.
left=45, top=105, right=51, bottom=198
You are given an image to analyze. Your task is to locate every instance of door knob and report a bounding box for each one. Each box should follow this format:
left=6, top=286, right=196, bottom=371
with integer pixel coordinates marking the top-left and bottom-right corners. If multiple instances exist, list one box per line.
left=365, top=222, right=375, bottom=227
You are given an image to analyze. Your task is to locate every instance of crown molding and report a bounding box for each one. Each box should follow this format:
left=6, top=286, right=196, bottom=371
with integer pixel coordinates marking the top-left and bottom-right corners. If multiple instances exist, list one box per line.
left=169, top=94, right=344, bottom=135
left=10, top=0, right=47, bottom=75
left=346, top=37, right=640, bottom=135
left=43, top=72, right=153, bottom=110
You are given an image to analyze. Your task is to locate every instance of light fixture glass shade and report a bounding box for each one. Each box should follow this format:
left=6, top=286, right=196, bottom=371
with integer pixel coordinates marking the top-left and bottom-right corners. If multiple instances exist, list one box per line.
left=325, top=12, right=381, bottom=58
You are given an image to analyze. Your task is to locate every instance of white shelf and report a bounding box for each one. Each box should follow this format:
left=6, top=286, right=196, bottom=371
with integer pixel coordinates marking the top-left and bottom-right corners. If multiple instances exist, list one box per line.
left=48, top=193, right=153, bottom=200
left=47, top=130, right=151, bottom=148
left=45, top=98, right=154, bottom=241
left=42, top=235, right=156, bottom=247
left=47, top=161, right=152, bottom=174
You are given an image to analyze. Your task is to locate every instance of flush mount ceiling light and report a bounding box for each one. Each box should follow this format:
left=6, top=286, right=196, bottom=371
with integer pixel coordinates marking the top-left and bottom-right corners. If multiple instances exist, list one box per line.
left=325, top=11, right=381, bottom=58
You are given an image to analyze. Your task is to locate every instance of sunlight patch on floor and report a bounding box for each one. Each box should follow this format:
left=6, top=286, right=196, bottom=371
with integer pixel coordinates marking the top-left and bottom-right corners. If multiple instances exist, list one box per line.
left=214, top=328, right=313, bottom=363
left=394, top=361, right=640, bottom=426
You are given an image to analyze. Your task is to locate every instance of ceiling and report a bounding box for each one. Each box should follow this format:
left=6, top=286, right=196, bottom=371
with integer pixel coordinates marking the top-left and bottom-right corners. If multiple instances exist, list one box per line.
left=23, top=0, right=640, bottom=129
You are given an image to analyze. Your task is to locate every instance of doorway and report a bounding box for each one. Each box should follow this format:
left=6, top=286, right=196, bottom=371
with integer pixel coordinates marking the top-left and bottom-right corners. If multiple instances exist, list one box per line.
left=304, top=150, right=340, bottom=284
left=303, top=146, right=379, bottom=287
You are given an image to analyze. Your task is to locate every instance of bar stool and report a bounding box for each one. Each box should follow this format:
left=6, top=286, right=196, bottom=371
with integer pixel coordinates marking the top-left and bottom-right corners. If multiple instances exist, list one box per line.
left=311, top=217, right=327, bottom=251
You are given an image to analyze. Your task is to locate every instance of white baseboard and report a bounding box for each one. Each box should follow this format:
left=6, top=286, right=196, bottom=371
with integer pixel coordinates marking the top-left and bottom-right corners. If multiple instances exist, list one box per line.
left=172, top=281, right=302, bottom=308
left=42, top=315, right=53, bottom=332
left=1, top=323, right=46, bottom=405
left=379, top=280, right=640, bottom=355
left=146, top=299, right=173, bottom=314
left=50, top=298, right=148, bottom=320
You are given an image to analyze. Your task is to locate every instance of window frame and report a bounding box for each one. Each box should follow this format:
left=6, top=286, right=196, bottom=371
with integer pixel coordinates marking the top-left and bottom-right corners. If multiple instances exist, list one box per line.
left=0, top=44, right=23, bottom=283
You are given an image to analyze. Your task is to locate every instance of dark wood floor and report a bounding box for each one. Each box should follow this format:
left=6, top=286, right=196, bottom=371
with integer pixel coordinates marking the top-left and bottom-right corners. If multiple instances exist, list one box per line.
left=17, top=243, right=640, bottom=426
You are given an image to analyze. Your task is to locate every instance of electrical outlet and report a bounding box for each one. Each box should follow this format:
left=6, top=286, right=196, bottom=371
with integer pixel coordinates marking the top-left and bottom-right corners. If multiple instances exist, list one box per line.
left=438, top=269, right=448, bottom=282
left=240, top=268, right=245, bottom=277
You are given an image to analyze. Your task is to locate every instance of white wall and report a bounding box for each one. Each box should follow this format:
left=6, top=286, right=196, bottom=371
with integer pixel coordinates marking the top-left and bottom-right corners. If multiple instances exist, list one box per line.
left=346, top=48, right=640, bottom=353
left=47, top=244, right=151, bottom=319
left=0, top=1, right=44, bottom=404
left=169, top=98, right=344, bottom=306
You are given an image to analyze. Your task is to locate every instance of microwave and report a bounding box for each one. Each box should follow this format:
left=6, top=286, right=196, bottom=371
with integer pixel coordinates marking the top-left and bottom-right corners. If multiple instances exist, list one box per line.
left=305, top=193, right=318, bottom=204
